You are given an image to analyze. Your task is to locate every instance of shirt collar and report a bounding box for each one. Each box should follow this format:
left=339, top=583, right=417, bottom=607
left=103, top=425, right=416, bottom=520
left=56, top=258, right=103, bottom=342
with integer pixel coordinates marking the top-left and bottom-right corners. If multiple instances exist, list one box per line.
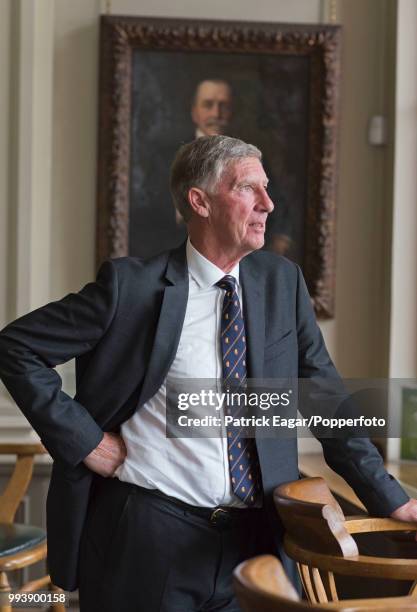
left=186, top=238, right=240, bottom=289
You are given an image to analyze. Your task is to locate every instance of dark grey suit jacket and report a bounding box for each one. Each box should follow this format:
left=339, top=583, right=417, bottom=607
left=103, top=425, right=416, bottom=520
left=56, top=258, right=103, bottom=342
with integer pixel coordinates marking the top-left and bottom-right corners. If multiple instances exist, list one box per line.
left=0, top=243, right=409, bottom=590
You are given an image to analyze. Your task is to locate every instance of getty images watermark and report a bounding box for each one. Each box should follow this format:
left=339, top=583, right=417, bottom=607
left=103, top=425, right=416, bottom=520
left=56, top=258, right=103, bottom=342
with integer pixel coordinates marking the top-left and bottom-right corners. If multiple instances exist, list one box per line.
left=165, top=378, right=417, bottom=439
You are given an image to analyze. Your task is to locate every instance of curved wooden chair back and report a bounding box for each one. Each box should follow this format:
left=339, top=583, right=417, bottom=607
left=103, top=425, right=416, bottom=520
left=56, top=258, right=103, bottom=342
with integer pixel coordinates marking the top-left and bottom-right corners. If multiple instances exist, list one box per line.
left=0, top=444, right=46, bottom=523
left=234, top=554, right=306, bottom=611
left=274, top=477, right=417, bottom=604
left=233, top=555, right=417, bottom=612
left=275, top=477, right=357, bottom=557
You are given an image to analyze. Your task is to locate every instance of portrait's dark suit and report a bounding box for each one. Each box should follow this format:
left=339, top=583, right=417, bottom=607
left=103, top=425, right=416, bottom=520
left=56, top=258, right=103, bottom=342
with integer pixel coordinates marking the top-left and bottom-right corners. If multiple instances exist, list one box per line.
left=0, top=242, right=408, bottom=591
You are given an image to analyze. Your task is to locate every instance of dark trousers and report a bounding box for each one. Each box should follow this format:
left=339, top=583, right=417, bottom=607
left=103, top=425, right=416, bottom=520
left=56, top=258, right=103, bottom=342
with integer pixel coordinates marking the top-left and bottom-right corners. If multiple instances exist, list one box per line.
left=78, top=476, right=277, bottom=612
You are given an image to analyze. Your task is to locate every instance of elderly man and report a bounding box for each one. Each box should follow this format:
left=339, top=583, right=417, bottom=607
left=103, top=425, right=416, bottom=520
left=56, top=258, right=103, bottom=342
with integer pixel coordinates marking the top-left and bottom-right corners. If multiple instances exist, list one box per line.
left=0, top=136, right=415, bottom=612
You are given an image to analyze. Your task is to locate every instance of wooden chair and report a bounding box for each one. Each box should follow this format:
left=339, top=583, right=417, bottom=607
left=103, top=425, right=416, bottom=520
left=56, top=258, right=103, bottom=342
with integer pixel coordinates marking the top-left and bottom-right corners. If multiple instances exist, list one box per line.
left=273, top=477, right=417, bottom=605
left=234, top=554, right=417, bottom=611
left=0, top=444, right=64, bottom=612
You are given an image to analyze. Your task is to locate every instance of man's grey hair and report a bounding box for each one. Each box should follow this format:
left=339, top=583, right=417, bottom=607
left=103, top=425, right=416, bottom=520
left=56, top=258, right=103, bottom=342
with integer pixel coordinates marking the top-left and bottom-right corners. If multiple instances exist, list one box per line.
left=170, top=135, right=262, bottom=223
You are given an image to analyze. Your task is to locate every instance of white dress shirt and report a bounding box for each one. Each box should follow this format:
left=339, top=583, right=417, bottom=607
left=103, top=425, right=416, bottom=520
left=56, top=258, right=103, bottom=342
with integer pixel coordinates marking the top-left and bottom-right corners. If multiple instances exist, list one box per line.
left=114, top=238, right=246, bottom=507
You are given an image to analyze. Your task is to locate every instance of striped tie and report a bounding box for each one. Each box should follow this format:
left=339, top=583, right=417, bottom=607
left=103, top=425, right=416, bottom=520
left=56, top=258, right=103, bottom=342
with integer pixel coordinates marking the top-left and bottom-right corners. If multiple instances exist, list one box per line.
left=216, top=275, right=262, bottom=506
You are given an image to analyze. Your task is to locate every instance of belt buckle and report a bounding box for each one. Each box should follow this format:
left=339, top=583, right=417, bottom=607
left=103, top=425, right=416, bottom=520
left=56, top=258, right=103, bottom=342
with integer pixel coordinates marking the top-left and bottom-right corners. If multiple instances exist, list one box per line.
left=210, top=507, right=230, bottom=527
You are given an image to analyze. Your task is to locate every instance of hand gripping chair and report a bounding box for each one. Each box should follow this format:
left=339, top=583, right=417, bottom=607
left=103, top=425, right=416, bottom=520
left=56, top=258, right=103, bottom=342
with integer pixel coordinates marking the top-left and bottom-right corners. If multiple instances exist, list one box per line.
left=273, top=477, right=417, bottom=605
left=0, top=444, right=64, bottom=612
left=234, top=554, right=417, bottom=612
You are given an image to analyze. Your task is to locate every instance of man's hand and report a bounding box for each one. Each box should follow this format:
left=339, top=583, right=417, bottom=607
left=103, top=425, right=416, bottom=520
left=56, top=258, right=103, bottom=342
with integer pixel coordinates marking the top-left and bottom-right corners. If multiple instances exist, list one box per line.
left=390, top=498, right=417, bottom=541
left=83, top=432, right=127, bottom=477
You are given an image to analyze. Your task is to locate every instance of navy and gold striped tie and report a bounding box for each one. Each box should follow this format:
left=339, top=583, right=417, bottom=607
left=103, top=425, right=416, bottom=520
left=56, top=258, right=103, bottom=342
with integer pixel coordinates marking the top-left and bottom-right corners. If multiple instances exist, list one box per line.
left=216, top=275, right=262, bottom=506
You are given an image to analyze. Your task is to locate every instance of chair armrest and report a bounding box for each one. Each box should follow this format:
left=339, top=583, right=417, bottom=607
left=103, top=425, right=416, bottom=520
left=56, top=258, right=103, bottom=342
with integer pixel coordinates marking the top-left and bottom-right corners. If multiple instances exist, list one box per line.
left=284, top=537, right=417, bottom=580
left=322, top=595, right=417, bottom=610
left=0, top=444, right=47, bottom=456
left=345, top=516, right=417, bottom=534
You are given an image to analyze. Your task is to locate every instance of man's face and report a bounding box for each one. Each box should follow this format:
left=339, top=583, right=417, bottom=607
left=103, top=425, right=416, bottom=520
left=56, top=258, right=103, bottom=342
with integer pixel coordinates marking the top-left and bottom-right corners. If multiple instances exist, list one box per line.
left=191, top=81, right=232, bottom=136
left=204, top=157, right=274, bottom=256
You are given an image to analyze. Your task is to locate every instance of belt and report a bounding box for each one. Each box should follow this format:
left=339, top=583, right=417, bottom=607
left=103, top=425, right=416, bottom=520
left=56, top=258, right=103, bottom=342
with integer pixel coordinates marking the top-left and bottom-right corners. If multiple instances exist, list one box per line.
left=127, top=483, right=263, bottom=528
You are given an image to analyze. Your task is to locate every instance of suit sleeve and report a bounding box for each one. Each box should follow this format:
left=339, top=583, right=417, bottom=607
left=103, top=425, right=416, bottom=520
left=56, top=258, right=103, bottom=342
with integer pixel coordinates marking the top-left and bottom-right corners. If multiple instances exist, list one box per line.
left=295, top=264, right=409, bottom=516
left=0, top=260, right=118, bottom=467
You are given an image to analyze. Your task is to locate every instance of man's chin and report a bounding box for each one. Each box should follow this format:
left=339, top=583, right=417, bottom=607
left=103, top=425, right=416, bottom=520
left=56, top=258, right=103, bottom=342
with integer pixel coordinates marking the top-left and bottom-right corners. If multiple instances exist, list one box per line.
left=244, top=235, right=265, bottom=253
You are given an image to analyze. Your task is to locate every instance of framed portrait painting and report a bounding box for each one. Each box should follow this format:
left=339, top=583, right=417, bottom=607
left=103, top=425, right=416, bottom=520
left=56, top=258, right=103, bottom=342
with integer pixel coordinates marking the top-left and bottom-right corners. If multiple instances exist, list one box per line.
left=96, top=16, right=341, bottom=318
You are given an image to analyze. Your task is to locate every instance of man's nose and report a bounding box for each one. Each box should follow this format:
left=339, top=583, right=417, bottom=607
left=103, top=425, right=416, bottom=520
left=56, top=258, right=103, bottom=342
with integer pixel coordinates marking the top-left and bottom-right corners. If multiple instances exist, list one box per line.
left=211, top=102, right=221, bottom=118
left=257, top=189, right=274, bottom=213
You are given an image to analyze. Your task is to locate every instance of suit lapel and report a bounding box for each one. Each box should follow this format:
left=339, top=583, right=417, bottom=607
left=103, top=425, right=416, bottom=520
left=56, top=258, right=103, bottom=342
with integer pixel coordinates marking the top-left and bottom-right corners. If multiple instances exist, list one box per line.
left=137, top=247, right=266, bottom=405
left=240, top=256, right=266, bottom=380
left=137, top=244, right=189, bottom=406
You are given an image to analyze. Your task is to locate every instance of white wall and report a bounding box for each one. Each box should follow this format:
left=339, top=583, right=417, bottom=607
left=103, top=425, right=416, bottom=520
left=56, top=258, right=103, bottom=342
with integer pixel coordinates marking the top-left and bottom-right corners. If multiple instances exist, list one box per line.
left=331, top=0, right=395, bottom=377
left=108, top=0, right=322, bottom=21
left=389, top=0, right=417, bottom=379
left=0, top=0, right=12, bottom=329
left=51, top=0, right=101, bottom=297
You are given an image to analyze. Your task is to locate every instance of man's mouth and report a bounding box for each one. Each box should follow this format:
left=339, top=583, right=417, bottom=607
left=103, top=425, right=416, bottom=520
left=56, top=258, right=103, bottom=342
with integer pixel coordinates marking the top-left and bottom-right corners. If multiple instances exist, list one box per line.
left=249, top=223, right=265, bottom=230
left=206, top=120, right=227, bottom=128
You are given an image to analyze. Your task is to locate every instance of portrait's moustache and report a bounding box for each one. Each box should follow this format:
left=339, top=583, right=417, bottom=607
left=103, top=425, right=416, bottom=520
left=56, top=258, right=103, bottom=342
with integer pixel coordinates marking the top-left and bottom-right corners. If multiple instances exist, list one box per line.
left=205, top=119, right=228, bottom=128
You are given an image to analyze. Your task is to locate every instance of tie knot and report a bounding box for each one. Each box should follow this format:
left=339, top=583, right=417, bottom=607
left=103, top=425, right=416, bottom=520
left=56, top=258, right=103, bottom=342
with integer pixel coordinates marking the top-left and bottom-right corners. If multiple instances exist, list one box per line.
left=216, top=275, right=237, bottom=292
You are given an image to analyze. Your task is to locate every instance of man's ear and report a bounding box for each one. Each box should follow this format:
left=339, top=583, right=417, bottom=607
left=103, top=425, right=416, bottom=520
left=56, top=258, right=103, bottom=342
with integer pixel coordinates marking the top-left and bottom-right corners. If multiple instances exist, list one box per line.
left=188, top=187, right=210, bottom=218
